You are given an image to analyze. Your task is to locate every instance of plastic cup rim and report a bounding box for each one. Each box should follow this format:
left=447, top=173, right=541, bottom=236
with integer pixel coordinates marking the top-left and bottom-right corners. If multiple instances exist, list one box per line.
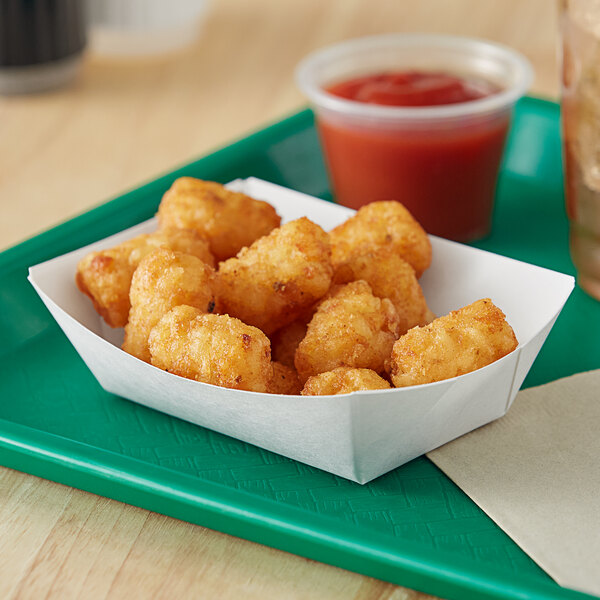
left=295, top=33, right=534, bottom=122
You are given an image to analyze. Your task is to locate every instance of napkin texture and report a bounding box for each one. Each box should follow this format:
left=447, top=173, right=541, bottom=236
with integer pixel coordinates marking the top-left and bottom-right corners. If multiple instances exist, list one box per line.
left=427, top=370, right=600, bottom=597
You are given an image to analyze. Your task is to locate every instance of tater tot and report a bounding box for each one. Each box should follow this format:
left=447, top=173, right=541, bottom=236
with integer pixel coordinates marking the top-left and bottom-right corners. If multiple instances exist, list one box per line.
left=218, top=217, right=333, bottom=335
left=76, top=229, right=214, bottom=328
left=149, top=305, right=272, bottom=392
left=157, top=178, right=281, bottom=261
left=268, top=362, right=302, bottom=395
left=122, top=248, right=218, bottom=362
left=329, top=201, right=432, bottom=277
left=301, top=367, right=391, bottom=396
left=269, top=310, right=314, bottom=368
left=388, top=298, right=518, bottom=387
left=295, top=281, right=400, bottom=381
left=332, top=247, right=434, bottom=335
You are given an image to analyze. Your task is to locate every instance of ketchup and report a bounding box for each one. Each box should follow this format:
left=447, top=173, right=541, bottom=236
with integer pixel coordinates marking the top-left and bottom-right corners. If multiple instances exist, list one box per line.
left=319, top=71, right=509, bottom=241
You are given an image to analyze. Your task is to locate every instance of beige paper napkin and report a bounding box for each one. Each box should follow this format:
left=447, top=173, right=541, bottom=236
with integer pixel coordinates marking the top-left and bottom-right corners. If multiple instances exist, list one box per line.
left=427, top=370, right=600, bottom=597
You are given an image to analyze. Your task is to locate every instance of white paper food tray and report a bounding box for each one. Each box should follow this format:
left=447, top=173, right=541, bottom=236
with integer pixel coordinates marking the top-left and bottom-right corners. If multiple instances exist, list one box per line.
left=28, top=178, right=575, bottom=484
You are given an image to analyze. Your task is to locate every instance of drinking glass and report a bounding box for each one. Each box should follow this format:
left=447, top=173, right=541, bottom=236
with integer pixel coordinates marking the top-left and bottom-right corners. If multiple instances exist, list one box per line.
left=561, top=0, right=600, bottom=299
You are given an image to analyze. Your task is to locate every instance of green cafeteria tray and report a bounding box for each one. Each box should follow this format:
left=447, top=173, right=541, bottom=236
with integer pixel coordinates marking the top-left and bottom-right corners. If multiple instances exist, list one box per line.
left=1, top=97, right=598, bottom=600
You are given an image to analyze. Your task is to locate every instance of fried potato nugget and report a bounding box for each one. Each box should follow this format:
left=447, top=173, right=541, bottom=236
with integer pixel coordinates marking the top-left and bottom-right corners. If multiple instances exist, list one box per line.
left=157, top=178, right=281, bottom=261
left=149, top=306, right=272, bottom=392
left=295, top=281, right=400, bottom=381
left=333, top=247, right=434, bottom=335
left=301, top=367, right=391, bottom=396
left=268, top=362, right=302, bottom=395
left=76, top=229, right=214, bottom=328
left=122, top=248, right=218, bottom=362
left=329, top=201, right=432, bottom=277
left=218, top=217, right=333, bottom=335
left=388, top=298, right=518, bottom=387
left=269, top=311, right=314, bottom=368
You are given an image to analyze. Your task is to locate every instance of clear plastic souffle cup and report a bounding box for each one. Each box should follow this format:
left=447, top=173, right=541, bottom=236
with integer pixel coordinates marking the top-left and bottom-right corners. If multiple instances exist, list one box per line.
left=295, top=34, right=533, bottom=242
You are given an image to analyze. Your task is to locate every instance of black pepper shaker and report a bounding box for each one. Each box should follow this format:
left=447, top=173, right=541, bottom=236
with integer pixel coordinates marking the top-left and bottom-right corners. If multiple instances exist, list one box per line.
left=0, top=0, right=86, bottom=94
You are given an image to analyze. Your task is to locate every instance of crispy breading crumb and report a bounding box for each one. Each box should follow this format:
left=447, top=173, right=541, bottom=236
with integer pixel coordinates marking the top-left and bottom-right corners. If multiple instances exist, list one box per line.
left=329, top=200, right=432, bottom=277
left=122, top=248, right=218, bottom=362
left=301, top=367, right=391, bottom=395
left=218, top=217, right=333, bottom=334
left=149, top=305, right=272, bottom=392
left=157, top=178, right=280, bottom=261
left=295, top=280, right=400, bottom=381
left=332, top=246, right=433, bottom=335
left=268, top=361, right=302, bottom=395
left=388, top=298, right=518, bottom=387
left=76, top=229, right=213, bottom=328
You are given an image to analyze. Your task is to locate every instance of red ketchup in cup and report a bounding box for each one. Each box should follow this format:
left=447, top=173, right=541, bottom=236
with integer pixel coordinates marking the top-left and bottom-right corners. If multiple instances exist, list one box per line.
left=321, top=71, right=506, bottom=241
left=296, top=35, right=532, bottom=242
left=327, top=71, right=495, bottom=106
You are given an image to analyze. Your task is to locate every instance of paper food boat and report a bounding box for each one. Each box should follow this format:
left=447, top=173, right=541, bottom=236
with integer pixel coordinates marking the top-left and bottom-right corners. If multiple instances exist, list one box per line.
left=28, top=178, right=574, bottom=484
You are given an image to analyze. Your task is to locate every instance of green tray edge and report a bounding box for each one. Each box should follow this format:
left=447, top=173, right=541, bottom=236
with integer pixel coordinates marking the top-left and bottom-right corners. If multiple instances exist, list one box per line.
left=0, top=417, right=593, bottom=600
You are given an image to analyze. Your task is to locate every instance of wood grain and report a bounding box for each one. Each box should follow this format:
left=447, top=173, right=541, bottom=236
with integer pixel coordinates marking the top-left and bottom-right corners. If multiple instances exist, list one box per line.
left=0, top=468, right=435, bottom=600
left=0, top=0, right=559, bottom=598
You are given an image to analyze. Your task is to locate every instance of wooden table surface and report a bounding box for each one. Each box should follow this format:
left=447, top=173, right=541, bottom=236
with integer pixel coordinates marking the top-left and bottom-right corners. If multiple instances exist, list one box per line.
left=0, top=1, right=559, bottom=598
